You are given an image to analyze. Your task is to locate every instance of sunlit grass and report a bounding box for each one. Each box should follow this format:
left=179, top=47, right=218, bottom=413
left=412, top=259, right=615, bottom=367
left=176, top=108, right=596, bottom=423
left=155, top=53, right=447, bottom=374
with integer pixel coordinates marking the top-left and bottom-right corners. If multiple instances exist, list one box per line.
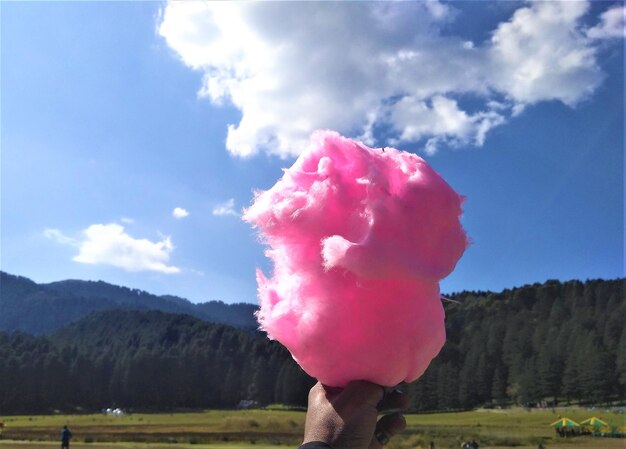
left=1, top=406, right=624, bottom=449
left=3, top=409, right=304, bottom=429
left=0, top=443, right=282, bottom=449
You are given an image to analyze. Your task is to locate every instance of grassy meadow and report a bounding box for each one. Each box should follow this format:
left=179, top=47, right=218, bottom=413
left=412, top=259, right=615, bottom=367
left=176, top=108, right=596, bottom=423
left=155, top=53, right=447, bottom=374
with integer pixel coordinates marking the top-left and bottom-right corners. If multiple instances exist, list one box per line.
left=1, top=407, right=624, bottom=449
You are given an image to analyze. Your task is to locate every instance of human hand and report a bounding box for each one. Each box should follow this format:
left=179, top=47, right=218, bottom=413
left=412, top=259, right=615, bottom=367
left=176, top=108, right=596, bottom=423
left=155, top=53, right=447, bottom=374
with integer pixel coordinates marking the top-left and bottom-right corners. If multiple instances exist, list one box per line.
left=302, top=381, right=409, bottom=449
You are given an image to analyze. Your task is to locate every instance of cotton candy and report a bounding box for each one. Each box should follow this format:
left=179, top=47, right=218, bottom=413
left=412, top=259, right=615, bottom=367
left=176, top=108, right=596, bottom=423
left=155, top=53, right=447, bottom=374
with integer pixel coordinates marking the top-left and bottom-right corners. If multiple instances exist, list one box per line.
left=243, top=130, right=468, bottom=387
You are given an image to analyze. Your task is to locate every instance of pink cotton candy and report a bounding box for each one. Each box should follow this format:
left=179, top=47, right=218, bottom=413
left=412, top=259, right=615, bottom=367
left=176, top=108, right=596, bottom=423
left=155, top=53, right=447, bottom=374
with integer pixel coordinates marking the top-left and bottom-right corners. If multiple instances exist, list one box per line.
left=243, top=130, right=468, bottom=387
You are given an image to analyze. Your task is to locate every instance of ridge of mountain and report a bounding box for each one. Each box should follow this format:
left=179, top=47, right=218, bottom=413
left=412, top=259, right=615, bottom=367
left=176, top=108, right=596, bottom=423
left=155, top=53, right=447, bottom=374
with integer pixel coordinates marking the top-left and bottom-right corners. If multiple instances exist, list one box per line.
left=0, top=271, right=259, bottom=335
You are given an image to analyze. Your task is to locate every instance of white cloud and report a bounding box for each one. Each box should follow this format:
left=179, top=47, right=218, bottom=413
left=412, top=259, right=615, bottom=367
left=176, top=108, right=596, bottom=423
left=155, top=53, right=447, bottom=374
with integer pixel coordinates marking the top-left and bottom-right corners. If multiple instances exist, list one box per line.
left=212, top=198, right=239, bottom=217
left=587, top=5, right=625, bottom=40
left=120, top=217, right=135, bottom=224
left=172, top=207, right=189, bottom=219
left=44, top=228, right=80, bottom=247
left=159, top=1, right=617, bottom=157
left=390, top=95, right=507, bottom=155
left=488, top=1, right=602, bottom=106
left=45, top=224, right=180, bottom=274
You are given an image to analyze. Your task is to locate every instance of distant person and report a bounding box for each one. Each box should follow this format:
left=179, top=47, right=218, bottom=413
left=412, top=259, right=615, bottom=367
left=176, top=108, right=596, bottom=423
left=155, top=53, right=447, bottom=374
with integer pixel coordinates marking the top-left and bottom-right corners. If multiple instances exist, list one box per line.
left=537, top=442, right=545, bottom=449
left=428, top=442, right=435, bottom=449
left=61, top=426, right=72, bottom=449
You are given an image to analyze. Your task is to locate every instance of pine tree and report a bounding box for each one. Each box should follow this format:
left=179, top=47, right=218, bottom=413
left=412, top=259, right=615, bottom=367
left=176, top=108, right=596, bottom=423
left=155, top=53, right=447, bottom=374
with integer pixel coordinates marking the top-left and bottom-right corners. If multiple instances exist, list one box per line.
left=518, top=357, right=539, bottom=405
left=491, top=365, right=508, bottom=406
left=616, top=329, right=626, bottom=389
left=536, top=342, right=560, bottom=401
left=578, top=337, right=612, bottom=404
left=562, top=350, right=581, bottom=403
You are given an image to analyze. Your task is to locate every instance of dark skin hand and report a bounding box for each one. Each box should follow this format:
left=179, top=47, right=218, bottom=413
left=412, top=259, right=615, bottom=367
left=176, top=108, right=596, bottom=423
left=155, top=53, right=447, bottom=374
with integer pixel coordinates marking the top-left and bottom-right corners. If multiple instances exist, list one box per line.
left=303, top=381, right=410, bottom=449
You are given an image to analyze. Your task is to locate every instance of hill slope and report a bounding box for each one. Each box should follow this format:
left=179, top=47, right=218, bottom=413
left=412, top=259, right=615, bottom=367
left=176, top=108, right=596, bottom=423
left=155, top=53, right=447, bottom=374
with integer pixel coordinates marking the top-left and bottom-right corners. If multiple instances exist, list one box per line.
left=0, top=271, right=258, bottom=334
left=405, top=277, right=626, bottom=411
left=0, top=309, right=313, bottom=413
left=1, top=275, right=623, bottom=414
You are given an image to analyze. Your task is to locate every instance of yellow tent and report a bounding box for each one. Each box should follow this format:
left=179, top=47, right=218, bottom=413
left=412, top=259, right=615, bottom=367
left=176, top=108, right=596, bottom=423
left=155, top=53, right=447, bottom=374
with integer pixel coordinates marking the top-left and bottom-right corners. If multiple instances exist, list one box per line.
left=580, top=417, right=609, bottom=428
left=550, top=417, right=580, bottom=428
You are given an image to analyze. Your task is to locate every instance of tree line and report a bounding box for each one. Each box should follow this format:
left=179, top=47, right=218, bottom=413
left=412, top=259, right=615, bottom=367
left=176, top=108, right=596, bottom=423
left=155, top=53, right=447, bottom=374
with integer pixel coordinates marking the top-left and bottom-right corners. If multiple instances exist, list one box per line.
left=0, top=310, right=314, bottom=414
left=406, top=278, right=625, bottom=411
left=0, top=278, right=623, bottom=414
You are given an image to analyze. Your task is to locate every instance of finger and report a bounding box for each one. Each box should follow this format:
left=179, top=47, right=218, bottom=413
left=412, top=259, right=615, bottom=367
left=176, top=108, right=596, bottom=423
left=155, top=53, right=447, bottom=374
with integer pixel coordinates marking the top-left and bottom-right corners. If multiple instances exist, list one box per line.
left=308, top=382, right=326, bottom=402
left=309, top=382, right=342, bottom=411
left=378, top=388, right=410, bottom=413
left=370, top=413, right=407, bottom=449
left=321, top=384, right=344, bottom=401
left=340, top=380, right=385, bottom=408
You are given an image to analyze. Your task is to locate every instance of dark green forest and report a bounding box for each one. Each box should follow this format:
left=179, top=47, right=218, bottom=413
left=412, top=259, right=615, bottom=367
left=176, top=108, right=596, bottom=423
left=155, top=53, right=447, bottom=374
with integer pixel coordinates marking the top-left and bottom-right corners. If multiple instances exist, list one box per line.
left=0, top=278, right=624, bottom=414
left=0, top=310, right=314, bottom=414
left=407, top=278, right=625, bottom=411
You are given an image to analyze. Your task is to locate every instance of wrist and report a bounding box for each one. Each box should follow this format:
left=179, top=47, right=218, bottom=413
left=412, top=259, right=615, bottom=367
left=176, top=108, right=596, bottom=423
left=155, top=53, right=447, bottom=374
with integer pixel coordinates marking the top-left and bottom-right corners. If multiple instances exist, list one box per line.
left=299, top=441, right=333, bottom=449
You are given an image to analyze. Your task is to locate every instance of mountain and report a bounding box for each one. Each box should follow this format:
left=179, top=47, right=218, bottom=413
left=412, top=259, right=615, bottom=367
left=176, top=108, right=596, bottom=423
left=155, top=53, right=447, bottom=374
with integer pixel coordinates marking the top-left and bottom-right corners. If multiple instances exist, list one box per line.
left=0, top=271, right=258, bottom=334
left=0, top=309, right=314, bottom=413
left=0, top=277, right=623, bottom=414
left=405, top=277, right=625, bottom=411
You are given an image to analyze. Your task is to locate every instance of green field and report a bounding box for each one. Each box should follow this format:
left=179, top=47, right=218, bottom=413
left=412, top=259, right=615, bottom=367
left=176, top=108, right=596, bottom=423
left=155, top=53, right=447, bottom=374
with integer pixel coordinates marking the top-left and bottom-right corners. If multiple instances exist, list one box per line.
left=1, top=407, right=624, bottom=449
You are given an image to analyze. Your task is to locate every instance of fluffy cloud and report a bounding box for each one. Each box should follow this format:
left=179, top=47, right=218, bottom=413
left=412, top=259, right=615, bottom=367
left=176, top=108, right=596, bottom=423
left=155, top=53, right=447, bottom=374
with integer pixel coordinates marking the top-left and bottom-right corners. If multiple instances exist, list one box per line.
left=172, top=207, right=189, bottom=219
left=390, top=95, right=507, bottom=155
left=159, top=1, right=617, bottom=157
left=45, top=224, right=180, bottom=274
left=488, top=1, right=602, bottom=106
left=212, top=198, right=239, bottom=217
left=587, top=5, right=625, bottom=40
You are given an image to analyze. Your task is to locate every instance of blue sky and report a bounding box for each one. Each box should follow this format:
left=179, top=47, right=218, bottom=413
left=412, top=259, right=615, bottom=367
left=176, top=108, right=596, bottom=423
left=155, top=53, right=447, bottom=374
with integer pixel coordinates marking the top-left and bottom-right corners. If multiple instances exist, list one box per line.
left=1, top=1, right=623, bottom=304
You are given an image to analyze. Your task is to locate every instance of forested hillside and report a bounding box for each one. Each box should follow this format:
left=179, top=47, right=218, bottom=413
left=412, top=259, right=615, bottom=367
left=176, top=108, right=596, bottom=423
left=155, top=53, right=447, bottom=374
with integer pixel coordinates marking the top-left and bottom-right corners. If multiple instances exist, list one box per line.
left=0, top=278, right=623, bottom=414
left=0, top=310, right=313, bottom=413
left=0, top=272, right=258, bottom=334
left=407, top=278, right=625, bottom=410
